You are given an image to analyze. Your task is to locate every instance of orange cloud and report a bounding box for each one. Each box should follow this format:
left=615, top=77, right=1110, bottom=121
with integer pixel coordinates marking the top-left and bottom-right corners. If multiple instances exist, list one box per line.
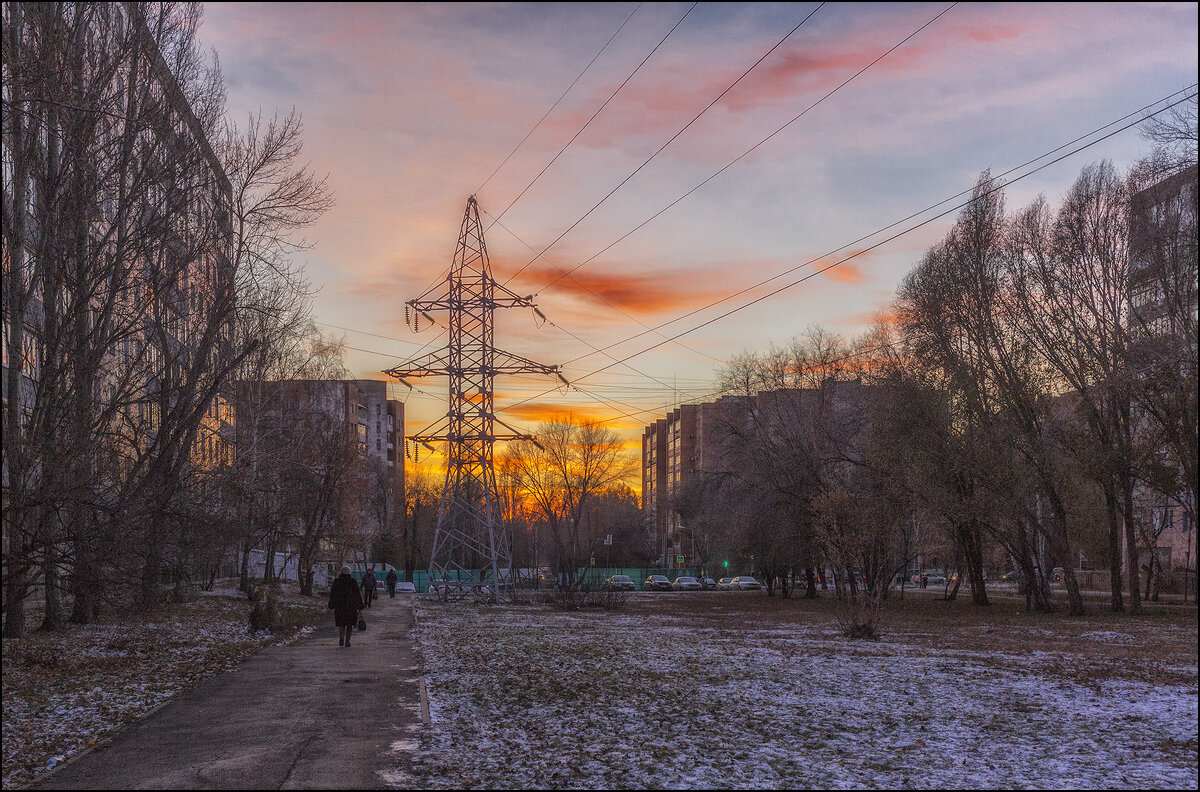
left=813, top=249, right=875, bottom=285
left=833, top=307, right=901, bottom=331
left=513, top=263, right=731, bottom=316
left=965, top=24, right=1024, bottom=43
left=497, top=403, right=611, bottom=426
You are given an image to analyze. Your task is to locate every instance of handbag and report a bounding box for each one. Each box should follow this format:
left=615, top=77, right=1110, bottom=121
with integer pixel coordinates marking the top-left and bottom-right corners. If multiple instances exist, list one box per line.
left=357, top=614, right=367, bottom=632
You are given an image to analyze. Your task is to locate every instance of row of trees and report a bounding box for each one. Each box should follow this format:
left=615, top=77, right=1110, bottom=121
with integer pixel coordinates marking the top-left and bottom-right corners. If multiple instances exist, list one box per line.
left=675, top=125, right=1195, bottom=629
left=2, top=2, right=334, bottom=637
left=493, top=417, right=641, bottom=596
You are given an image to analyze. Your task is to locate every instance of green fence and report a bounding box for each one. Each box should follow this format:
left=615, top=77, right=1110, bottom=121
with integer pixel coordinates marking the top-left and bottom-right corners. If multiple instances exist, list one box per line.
left=385, top=566, right=732, bottom=592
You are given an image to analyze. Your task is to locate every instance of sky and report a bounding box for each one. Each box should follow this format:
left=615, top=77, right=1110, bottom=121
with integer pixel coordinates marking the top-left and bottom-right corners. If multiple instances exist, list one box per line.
left=197, top=1, right=1199, bottom=459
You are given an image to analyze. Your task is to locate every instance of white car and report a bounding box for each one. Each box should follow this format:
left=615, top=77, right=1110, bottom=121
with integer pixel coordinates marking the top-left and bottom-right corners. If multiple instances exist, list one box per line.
left=671, top=576, right=703, bottom=591
left=729, top=576, right=762, bottom=590
left=396, top=581, right=416, bottom=594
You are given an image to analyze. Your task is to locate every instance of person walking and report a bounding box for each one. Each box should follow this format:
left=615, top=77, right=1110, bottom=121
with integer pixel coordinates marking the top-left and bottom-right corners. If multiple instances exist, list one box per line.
left=361, top=566, right=378, bottom=609
left=328, top=565, right=364, bottom=647
left=385, top=568, right=398, bottom=598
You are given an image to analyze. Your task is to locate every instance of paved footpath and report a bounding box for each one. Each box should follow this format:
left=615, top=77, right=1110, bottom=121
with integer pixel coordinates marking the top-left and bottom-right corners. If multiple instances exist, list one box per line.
left=31, top=593, right=425, bottom=790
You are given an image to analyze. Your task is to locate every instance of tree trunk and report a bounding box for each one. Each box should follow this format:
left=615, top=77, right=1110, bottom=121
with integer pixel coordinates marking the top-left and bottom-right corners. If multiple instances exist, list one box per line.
left=239, top=539, right=252, bottom=597
left=805, top=566, right=818, bottom=598
left=39, top=545, right=67, bottom=631
left=69, top=538, right=97, bottom=625
left=298, top=546, right=314, bottom=597
left=3, top=560, right=30, bottom=639
left=140, top=546, right=162, bottom=612
left=1122, top=479, right=1142, bottom=615
left=945, top=546, right=962, bottom=601
left=1105, top=486, right=1124, bottom=612
left=963, top=522, right=989, bottom=607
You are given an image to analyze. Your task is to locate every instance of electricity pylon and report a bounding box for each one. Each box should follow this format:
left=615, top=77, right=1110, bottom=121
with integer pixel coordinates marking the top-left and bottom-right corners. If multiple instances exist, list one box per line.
left=386, top=196, right=562, bottom=601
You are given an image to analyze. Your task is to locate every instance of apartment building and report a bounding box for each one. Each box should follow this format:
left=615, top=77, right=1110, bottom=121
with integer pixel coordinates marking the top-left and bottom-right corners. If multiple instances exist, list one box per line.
left=641, top=383, right=869, bottom=569
left=1128, top=163, right=1198, bottom=580
left=352, top=379, right=406, bottom=513
left=3, top=3, right=234, bottom=495
left=641, top=398, right=744, bottom=566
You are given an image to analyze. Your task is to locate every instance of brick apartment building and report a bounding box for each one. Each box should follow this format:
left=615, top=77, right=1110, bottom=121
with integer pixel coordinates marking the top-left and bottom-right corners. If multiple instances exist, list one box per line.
left=1128, top=163, right=1197, bottom=582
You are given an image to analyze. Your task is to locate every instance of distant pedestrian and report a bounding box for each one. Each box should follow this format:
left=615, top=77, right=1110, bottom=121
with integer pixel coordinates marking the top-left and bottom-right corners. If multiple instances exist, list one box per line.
left=328, top=565, right=364, bottom=647
left=361, top=567, right=378, bottom=608
left=385, top=569, right=398, bottom=598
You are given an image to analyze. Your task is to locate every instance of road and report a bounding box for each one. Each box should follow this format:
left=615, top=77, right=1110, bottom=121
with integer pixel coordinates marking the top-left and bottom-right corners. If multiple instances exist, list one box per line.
left=31, top=593, right=425, bottom=790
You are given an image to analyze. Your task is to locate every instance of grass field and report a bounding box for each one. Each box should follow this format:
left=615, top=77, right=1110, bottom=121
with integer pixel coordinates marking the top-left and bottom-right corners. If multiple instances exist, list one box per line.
left=0, top=588, right=328, bottom=789
left=410, top=590, right=1198, bottom=790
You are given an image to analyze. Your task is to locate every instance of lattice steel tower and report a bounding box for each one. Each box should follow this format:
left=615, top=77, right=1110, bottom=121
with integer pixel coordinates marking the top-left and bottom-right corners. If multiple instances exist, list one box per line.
left=386, top=196, right=560, bottom=601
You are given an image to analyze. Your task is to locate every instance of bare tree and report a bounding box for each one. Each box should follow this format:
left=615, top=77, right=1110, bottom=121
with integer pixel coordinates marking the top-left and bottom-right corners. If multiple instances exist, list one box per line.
left=504, top=416, right=636, bottom=600
left=1005, top=163, right=1151, bottom=613
left=3, top=2, right=244, bottom=632
left=897, top=173, right=1095, bottom=615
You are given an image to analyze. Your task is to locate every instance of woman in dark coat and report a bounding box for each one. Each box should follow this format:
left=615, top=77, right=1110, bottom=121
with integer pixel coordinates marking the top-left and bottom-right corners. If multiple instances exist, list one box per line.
left=328, top=565, right=364, bottom=647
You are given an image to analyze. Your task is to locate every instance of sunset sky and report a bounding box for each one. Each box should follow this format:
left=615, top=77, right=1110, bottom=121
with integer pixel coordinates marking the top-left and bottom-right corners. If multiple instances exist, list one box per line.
left=198, top=2, right=1198, bottom=454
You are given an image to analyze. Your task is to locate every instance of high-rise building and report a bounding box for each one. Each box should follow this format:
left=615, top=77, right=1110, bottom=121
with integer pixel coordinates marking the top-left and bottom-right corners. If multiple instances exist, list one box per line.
left=3, top=3, right=234, bottom=512
left=352, top=379, right=406, bottom=516
left=1128, top=163, right=1197, bottom=580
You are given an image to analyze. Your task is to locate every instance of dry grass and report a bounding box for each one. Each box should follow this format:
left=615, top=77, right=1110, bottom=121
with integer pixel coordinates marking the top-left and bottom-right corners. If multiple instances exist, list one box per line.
left=411, top=590, right=1198, bottom=789
left=624, top=588, right=1198, bottom=681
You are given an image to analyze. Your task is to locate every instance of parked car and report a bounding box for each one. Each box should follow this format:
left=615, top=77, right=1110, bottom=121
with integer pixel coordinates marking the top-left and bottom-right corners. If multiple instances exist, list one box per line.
left=911, top=570, right=946, bottom=586
left=699, top=577, right=717, bottom=590
left=1000, top=569, right=1025, bottom=584
left=672, top=576, right=703, bottom=591
left=716, top=577, right=734, bottom=590
left=603, top=574, right=636, bottom=591
left=396, top=581, right=416, bottom=594
left=729, top=576, right=762, bottom=590
left=1051, top=567, right=1065, bottom=583
left=643, top=574, right=672, bottom=591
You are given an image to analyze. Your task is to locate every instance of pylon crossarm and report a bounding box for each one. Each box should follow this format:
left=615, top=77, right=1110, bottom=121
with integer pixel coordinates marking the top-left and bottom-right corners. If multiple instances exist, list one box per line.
left=492, top=413, right=536, bottom=441
left=385, top=349, right=454, bottom=379
left=491, top=347, right=561, bottom=374
left=407, top=297, right=455, bottom=312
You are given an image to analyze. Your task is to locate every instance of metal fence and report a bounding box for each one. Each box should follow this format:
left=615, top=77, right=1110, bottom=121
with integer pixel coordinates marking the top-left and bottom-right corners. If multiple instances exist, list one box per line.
left=387, top=566, right=733, bottom=592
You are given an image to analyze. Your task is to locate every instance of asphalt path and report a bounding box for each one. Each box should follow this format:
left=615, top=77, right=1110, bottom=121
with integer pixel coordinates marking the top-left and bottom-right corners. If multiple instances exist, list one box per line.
left=32, top=592, right=425, bottom=790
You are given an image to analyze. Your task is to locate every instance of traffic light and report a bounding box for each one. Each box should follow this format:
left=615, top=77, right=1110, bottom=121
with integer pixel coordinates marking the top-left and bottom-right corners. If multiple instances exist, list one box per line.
left=723, top=560, right=728, bottom=568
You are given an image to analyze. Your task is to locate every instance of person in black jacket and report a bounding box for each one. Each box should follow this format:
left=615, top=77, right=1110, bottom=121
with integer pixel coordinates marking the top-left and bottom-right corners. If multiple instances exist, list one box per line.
left=361, top=567, right=378, bottom=608
left=385, top=568, right=398, bottom=598
left=328, top=565, right=364, bottom=647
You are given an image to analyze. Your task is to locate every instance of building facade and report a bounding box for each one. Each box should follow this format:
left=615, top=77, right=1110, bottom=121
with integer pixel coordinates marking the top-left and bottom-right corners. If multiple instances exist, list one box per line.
left=2, top=2, right=235, bottom=594
left=352, top=378, right=406, bottom=519
left=1128, top=163, right=1198, bottom=583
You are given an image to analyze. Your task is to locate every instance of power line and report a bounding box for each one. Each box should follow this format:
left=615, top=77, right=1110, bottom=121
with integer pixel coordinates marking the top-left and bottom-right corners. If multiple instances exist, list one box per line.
left=487, top=2, right=699, bottom=228
left=481, top=206, right=725, bottom=365
left=499, top=1, right=828, bottom=286
left=474, top=2, right=644, bottom=196
left=560, top=86, right=1199, bottom=370
left=495, top=88, right=1197, bottom=416
left=319, top=1, right=945, bottom=383
left=408, top=4, right=695, bottom=308
left=315, top=321, right=431, bottom=347
left=531, top=2, right=958, bottom=295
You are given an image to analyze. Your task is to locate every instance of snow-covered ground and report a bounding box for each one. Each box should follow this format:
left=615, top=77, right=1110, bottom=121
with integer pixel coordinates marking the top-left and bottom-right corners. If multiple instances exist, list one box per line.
left=410, top=598, right=1198, bottom=790
left=1, top=589, right=326, bottom=789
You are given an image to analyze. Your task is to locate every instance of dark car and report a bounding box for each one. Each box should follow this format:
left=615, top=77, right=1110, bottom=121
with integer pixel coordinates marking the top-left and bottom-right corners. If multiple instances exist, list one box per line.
left=699, top=577, right=717, bottom=590
left=604, top=574, right=636, bottom=591
left=643, top=574, right=672, bottom=591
